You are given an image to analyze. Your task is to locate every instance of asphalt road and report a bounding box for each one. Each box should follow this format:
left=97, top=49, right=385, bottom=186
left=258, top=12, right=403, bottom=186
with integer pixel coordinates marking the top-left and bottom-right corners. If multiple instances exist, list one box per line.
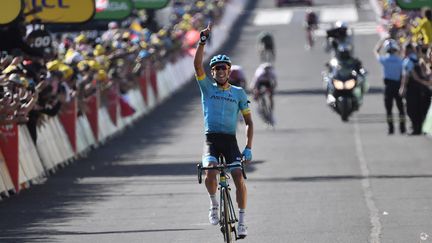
left=1, top=0, right=432, bottom=242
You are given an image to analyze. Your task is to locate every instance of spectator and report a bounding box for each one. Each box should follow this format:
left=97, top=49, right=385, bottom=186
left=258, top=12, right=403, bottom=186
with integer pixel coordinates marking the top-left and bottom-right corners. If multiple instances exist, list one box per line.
left=410, top=8, right=432, bottom=47
left=400, top=42, right=432, bottom=135
left=374, top=38, right=406, bottom=134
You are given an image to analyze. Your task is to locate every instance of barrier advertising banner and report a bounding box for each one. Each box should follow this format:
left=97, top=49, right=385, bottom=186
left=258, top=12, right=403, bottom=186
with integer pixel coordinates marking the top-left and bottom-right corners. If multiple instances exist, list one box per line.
left=0, top=0, right=22, bottom=25
left=59, top=99, right=77, bottom=153
left=0, top=124, right=19, bottom=191
left=396, top=0, right=432, bottom=9
left=133, top=0, right=170, bottom=9
left=149, top=63, right=159, bottom=100
left=94, top=0, right=133, bottom=20
left=139, top=70, right=148, bottom=104
left=96, top=0, right=109, bottom=12
left=107, top=86, right=119, bottom=126
left=85, top=94, right=99, bottom=141
left=24, top=0, right=95, bottom=24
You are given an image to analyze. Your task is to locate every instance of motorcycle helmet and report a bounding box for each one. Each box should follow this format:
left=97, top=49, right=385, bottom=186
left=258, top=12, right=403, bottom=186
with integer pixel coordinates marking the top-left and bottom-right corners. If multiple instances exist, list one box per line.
left=334, top=21, right=348, bottom=29
left=383, top=39, right=399, bottom=53
left=209, top=54, right=232, bottom=68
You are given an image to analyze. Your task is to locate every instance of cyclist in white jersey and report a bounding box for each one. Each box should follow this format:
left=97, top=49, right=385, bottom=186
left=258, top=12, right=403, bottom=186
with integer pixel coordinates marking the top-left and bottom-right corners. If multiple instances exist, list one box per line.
left=251, top=62, right=277, bottom=112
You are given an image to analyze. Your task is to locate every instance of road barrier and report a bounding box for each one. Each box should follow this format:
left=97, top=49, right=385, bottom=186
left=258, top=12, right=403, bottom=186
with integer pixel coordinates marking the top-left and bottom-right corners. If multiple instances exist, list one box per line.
left=0, top=0, right=246, bottom=198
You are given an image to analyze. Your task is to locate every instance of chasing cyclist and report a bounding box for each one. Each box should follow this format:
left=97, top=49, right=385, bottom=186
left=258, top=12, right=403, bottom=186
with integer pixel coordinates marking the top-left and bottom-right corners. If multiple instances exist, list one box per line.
left=229, top=64, right=248, bottom=90
left=194, top=23, right=254, bottom=238
left=305, top=9, right=319, bottom=48
left=251, top=63, right=277, bottom=121
left=257, top=31, right=275, bottom=62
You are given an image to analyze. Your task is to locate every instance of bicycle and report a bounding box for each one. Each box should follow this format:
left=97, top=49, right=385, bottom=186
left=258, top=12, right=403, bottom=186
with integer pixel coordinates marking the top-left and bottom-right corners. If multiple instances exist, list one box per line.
left=305, top=25, right=316, bottom=49
left=259, top=47, right=275, bottom=63
left=197, top=155, right=247, bottom=242
left=255, top=85, right=274, bottom=126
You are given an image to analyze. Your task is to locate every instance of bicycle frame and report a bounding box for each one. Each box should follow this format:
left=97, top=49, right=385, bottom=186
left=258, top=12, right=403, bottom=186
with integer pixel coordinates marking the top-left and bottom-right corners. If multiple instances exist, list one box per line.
left=197, top=156, right=247, bottom=242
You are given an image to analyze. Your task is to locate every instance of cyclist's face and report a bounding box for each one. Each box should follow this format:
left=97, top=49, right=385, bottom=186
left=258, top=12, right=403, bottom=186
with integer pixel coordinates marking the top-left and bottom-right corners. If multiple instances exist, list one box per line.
left=211, top=64, right=231, bottom=84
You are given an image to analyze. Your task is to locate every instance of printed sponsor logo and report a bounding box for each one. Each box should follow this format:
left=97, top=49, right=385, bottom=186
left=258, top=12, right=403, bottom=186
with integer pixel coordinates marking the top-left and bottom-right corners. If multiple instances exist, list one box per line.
left=24, top=0, right=95, bottom=24
left=210, top=95, right=236, bottom=103
left=107, top=2, right=129, bottom=11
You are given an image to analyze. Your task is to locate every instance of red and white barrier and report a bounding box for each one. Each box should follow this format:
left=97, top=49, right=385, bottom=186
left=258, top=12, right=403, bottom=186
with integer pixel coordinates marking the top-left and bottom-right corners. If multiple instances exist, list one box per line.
left=0, top=0, right=247, bottom=198
left=19, top=126, right=45, bottom=180
left=0, top=151, right=14, bottom=196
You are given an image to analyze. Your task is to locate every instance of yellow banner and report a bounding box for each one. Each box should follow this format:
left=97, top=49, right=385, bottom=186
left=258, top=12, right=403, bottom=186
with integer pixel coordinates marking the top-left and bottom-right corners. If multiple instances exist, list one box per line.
left=0, top=0, right=22, bottom=25
left=24, top=0, right=95, bottom=24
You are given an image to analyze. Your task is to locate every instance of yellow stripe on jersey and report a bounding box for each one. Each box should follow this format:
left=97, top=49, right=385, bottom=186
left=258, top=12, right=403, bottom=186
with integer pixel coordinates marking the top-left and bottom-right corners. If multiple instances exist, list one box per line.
left=241, top=108, right=251, bottom=115
left=196, top=73, right=206, bottom=81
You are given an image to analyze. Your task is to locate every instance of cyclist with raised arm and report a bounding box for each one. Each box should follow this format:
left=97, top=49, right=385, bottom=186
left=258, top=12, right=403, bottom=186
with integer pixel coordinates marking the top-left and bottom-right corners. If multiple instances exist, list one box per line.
left=257, top=31, right=275, bottom=62
left=194, top=23, right=254, bottom=238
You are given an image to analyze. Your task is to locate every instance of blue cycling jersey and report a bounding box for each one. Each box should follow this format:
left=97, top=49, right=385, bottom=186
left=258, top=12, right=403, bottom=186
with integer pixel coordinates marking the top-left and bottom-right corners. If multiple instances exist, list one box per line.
left=196, top=74, right=250, bottom=135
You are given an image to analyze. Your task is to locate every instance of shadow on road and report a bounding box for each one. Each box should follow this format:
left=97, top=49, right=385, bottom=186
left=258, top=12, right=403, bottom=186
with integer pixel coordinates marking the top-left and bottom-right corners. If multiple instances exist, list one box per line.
left=0, top=228, right=203, bottom=242
left=274, top=86, right=383, bottom=96
left=251, top=174, right=432, bottom=183
left=351, top=113, right=387, bottom=124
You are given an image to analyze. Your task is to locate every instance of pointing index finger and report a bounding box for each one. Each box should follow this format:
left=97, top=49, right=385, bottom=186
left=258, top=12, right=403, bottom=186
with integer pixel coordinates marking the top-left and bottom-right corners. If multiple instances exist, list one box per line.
left=207, top=22, right=213, bottom=31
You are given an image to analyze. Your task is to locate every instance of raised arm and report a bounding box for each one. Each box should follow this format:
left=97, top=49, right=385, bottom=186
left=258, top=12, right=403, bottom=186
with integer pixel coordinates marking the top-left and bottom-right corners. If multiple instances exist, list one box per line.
left=374, top=38, right=384, bottom=59
left=194, top=23, right=212, bottom=78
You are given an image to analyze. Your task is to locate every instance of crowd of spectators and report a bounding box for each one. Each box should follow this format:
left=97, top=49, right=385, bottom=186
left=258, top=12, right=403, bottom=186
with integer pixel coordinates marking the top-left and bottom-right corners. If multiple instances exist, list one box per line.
left=377, top=1, right=432, bottom=134
left=0, top=0, right=228, bottom=143
left=379, top=1, right=431, bottom=74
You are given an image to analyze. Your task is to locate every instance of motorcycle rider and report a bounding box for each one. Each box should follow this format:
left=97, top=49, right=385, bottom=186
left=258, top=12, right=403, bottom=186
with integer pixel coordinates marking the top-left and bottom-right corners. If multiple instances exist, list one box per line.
left=325, top=43, right=367, bottom=108
left=325, top=21, right=354, bottom=55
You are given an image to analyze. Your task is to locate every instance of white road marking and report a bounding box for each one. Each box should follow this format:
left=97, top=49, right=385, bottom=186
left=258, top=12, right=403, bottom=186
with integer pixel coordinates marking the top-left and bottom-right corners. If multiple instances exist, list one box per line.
left=253, top=9, right=293, bottom=26
left=320, top=6, right=358, bottom=23
left=354, top=119, right=382, bottom=243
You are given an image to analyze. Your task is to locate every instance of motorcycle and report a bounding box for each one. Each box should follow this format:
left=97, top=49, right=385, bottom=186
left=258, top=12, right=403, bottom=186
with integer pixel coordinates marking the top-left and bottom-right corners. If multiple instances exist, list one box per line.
left=323, top=58, right=366, bottom=122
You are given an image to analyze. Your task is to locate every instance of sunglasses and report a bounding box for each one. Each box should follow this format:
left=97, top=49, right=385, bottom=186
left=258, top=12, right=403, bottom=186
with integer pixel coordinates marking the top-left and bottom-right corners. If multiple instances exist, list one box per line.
left=213, top=65, right=228, bottom=71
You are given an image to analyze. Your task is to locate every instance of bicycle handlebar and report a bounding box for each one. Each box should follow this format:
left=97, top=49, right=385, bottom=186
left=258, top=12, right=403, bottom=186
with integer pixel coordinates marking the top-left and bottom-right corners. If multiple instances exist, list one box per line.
left=197, top=162, right=247, bottom=184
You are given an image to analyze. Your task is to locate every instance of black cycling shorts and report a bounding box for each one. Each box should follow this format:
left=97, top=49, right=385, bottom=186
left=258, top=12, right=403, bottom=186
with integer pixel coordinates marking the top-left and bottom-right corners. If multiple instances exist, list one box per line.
left=202, top=133, right=242, bottom=167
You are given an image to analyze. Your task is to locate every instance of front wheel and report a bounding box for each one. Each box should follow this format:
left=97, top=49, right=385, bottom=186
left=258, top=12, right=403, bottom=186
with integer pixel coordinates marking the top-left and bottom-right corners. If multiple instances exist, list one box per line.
left=259, top=94, right=273, bottom=125
left=306, top=29, right=314, bottom=48
left=338, top=97, right=352, bottom=122
left=221, top=188, right=234, bottom=242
